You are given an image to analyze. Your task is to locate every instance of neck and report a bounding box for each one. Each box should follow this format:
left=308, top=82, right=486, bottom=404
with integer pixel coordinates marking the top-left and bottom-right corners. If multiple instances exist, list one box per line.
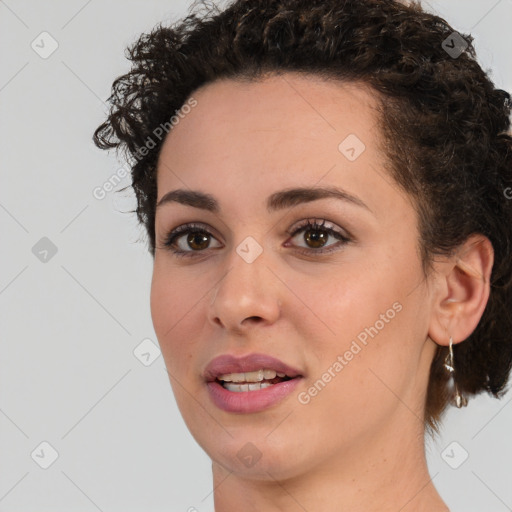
left=211, top=416, right=449, bottom=512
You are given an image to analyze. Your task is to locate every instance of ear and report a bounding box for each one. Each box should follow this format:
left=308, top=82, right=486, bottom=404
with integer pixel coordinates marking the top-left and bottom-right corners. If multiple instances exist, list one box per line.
left=428, top=234, right=494, bottom=346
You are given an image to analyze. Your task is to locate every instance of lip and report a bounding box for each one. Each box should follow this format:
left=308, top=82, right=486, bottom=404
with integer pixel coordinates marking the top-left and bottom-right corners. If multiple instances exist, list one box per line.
left=206, top=377, right=303, bottom=413
left=203, top=352, right=305, bottom=414
left=203, top=353, right=303, bottom=382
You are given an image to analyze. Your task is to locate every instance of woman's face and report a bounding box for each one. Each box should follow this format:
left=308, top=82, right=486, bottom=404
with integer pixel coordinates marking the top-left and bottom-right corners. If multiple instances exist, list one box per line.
left=150, top=73, right=439, bottom=480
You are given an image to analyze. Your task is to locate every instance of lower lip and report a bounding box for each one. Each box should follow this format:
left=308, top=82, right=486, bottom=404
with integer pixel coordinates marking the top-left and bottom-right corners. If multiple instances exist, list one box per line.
left=206, top=378, right=303, bottom=413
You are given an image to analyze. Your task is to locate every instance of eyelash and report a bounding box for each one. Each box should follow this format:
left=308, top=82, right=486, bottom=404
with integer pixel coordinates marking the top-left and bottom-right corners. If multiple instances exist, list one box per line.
left=161, top=219, right=352, bottom=259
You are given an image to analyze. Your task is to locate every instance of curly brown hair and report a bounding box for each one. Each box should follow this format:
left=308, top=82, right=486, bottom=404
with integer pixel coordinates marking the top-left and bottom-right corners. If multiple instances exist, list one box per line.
left=93, top=0, right=512, bottom=435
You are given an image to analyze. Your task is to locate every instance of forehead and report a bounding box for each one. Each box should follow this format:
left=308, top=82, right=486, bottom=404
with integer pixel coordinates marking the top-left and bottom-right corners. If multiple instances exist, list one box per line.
left=171, top=73, right=380, bottom=139
left=157, top=73, right=382, bottom=173
left=155, top=73, right=402, bottom=220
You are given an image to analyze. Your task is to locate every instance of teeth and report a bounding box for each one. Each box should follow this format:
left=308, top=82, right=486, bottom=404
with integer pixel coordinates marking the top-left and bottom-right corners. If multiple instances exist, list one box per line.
left=218, top=368, right=280, bottom=383
left=224, top=381, right=275, bottom=392
left=263, top=369, right=277, bottom=379
left=218, top=372, right=247, bottom=383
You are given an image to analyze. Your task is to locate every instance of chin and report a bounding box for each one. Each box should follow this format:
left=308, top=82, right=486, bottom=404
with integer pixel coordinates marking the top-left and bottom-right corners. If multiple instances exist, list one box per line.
left=205, top=435, right=312, bottom=482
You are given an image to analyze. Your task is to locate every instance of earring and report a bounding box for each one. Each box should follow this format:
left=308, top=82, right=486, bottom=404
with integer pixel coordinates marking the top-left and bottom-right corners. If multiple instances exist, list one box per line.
left=443, top=336, right=468, bottom=408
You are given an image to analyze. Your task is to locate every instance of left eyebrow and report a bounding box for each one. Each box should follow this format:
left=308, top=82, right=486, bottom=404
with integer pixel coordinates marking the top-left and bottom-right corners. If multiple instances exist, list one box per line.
left=156, top=185, right=373, bottom=214
left=266, top=185, right=372, bottom=214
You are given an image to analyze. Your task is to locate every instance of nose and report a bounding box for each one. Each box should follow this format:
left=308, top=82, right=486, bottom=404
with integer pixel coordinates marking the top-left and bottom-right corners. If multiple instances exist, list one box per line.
left=207, top=248, right=283, bottom=334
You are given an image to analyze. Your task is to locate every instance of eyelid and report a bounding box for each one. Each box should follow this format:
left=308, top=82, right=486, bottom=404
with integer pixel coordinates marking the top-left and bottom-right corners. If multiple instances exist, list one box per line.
left=160, top=218, right=353, bottom=257
left=159, top=222, right=221, bottom=255
left=286, top=218, right=351, bottom=240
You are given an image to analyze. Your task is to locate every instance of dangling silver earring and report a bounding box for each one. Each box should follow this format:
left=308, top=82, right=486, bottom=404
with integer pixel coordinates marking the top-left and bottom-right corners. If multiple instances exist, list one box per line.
left=443, top=336, right=467, bottom=408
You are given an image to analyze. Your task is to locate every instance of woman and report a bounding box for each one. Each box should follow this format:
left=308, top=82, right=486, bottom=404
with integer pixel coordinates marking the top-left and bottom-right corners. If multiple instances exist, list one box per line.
left=93, top=0, right=512, bottom=510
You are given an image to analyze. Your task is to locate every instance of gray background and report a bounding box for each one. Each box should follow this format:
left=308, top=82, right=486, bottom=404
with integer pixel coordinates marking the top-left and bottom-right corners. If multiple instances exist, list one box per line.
left=1, top=1, right=511, bottom=511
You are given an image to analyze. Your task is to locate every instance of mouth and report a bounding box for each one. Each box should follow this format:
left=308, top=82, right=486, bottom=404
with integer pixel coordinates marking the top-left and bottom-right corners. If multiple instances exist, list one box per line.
left=215, top=368, right=296, bottom=392
left=203, top=353, right=304, bottom=413
left=204, top=352, right=304, bottom=383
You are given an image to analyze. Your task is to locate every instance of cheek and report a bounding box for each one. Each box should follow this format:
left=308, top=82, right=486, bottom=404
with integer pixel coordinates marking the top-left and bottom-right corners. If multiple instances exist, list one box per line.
left=150, top=265, right=201, bottom=367
left=303, top=257, right=403, bottom=344
left=300, top=250, right=423, bottom=386
left=297, top=303, right=418, bottom=441
left=150, top=268, right=206, bottom=421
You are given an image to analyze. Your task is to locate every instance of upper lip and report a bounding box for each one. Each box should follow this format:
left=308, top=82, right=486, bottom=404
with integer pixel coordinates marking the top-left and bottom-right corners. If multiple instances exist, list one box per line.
left=204, top=353, right=304, bottom=382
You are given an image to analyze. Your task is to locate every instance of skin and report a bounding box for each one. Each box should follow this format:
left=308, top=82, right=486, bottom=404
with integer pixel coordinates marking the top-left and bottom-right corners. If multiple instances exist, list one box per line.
left=150, top=72, right=493, bottom=512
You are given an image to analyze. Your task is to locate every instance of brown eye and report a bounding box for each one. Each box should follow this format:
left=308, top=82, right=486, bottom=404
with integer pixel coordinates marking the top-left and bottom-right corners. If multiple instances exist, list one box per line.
left=302, top=227, right=330, bottom=249
left=287, top=219, right=351, bottom=255
left=185, top=232, right=210, bottom=251
left=162, top=223, right=222, bottom=257
left=162, top=219, right=351, bottom=258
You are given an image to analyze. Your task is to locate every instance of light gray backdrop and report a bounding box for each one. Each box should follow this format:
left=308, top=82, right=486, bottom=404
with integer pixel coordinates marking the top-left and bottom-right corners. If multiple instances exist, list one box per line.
left=1, top=1, right=511, bottom=511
